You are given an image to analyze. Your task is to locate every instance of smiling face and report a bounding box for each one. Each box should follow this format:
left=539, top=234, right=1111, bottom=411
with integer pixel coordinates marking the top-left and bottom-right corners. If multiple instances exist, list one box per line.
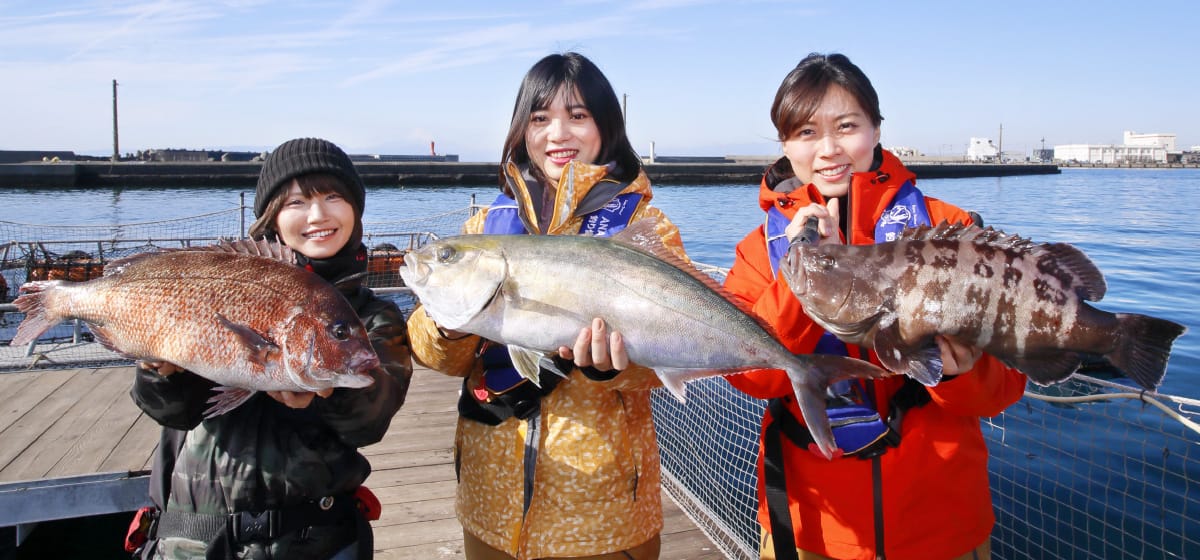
left=781, top=85, right=881, bottom=198
left=524, top=85, right=602, bottom=184
left=273, top=180, right=356, bottom=259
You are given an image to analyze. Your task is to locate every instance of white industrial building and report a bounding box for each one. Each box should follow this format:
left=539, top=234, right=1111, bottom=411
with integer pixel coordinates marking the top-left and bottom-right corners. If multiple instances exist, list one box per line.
left=966, top=137, right=999, bottom=162
left=1053, top=131, right=1174, bottom=164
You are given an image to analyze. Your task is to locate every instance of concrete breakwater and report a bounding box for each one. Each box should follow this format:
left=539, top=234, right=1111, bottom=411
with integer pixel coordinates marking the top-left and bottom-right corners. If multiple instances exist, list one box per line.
left=0, top=160, right=1060, bottom=188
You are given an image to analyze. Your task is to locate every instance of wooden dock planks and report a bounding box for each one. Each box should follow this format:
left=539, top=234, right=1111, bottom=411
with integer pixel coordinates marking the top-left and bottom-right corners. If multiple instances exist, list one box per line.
left=0, top=365, right=726, bottom=558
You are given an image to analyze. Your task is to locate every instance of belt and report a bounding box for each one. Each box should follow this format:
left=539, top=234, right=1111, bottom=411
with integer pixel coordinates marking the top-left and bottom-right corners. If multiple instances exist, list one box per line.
left=153, top=494, right=357, bottom=544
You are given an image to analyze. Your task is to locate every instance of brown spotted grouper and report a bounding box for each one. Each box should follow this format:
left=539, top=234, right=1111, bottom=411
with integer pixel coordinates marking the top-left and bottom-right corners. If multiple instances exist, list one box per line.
left=780, top=221, right=1186, bottom=391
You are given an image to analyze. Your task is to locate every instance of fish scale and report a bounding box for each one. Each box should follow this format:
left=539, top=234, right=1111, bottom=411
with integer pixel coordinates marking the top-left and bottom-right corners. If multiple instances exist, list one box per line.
left=782, top=221, right=1186, bottom=391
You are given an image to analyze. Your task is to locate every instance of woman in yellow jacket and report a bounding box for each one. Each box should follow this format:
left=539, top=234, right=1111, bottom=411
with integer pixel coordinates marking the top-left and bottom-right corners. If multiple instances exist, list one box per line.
left=407, top=52, right=687, bottom=560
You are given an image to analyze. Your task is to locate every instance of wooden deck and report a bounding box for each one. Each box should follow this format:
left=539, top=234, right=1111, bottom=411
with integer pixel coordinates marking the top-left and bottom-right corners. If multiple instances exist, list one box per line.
left=0, top=364, right=726, bottom=558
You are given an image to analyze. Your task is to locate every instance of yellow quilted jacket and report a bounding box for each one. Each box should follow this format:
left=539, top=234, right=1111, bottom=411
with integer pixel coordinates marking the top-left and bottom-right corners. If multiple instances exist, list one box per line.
left=407, top=161, right=687, bottom=558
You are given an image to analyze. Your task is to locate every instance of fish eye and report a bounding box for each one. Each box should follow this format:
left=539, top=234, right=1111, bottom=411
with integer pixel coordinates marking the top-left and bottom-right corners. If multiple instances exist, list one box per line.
left=329, top=321, right=350, bottom=341
left=436, top=245, right=456, bottom=262
left=815, top=254, right=835, bottom=271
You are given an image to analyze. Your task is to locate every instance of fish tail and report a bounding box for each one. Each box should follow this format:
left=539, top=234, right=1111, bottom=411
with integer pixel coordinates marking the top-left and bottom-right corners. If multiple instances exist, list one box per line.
left=786, top=354, right=893, bottom=460
left=10, top=281, right=65, bottom=346
left=1107, top=313, right=1187, bottom=391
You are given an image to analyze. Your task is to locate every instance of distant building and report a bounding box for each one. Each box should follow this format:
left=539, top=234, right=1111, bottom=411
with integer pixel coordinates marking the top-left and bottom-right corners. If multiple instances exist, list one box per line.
left=139, top=149, right=263, bottom=162
left=888, top=146, right=922, bottom=158
left=1124, top=130, right=1175, bottom=152
left=1053, top=130, right=1173, bottom=164
left=1054, top=144, right=1166, bottom=164
left=966, top=138, right=999, bottom=162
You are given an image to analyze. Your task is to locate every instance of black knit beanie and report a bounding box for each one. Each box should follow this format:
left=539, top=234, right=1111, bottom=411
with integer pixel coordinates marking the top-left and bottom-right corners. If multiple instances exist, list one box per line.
left=254, top=137, right=365, bottom=218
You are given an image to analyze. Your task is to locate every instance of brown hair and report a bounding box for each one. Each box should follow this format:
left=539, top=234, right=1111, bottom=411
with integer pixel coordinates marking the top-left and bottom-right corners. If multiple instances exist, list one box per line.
left=248, top=173, right=363, bottom=247
left=771, top=53, right=883, bottom=142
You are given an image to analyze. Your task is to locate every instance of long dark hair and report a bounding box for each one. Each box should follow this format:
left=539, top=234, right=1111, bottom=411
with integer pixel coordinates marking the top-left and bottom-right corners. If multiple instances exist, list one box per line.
left=771, top=53, right=883, bottom=142
left=499, top=52, right=641, bottom=189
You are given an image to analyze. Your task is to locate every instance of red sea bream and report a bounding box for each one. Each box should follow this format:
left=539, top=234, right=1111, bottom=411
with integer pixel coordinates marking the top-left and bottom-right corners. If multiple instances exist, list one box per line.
left=10, top=240, right=378, bottom=415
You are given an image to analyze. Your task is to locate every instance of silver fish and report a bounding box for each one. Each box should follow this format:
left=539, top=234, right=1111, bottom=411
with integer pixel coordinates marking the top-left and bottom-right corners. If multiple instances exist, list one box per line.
left=399, top=219, right=890, bottom=459
left=781, top=221, right=1186, bottom=390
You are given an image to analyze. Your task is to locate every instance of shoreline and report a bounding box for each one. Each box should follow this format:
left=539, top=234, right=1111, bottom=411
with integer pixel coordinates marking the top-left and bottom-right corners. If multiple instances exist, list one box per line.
left=0, top=160, right=1067, bottom=188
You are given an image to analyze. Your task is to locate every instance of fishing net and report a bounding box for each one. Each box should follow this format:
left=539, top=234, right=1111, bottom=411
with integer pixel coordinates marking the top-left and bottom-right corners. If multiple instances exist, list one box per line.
left=2, top=202, right=1197, bottom=560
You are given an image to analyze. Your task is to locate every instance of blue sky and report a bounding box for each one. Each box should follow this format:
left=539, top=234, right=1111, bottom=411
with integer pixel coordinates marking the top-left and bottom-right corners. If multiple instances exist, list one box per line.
left=3, top=1, right=1197, bottom=162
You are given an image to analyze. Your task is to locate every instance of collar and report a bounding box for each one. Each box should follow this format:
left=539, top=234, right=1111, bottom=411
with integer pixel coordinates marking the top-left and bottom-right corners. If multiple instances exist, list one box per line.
left=502, top=160, right=652, bottom=235
left=294, top=242, right=369, bottom=291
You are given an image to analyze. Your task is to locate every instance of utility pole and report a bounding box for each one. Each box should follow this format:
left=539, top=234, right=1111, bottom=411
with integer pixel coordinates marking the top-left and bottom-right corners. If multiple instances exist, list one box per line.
left=112, top=79, right=120, bottom=162
left=997, top=123, right=1003, bottom=163
left=622, top=93, right=628, bottom=124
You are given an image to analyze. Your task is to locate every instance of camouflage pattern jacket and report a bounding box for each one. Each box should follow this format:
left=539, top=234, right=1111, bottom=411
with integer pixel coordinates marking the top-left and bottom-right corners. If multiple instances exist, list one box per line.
left=131, top=284, right=412, bottom=559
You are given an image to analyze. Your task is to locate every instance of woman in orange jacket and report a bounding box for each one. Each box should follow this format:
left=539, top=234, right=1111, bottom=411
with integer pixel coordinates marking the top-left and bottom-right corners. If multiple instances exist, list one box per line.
left=723, top=53, right=1028, bottom=560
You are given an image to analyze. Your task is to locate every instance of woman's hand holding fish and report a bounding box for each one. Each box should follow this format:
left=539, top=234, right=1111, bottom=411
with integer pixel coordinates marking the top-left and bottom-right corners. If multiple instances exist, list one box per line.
left=785, top=198, right=843, bottom=245
left=267, top=388, right=334, bottom=409
left=558, top=317, right=628, bottom=373
left=138, top=360, right=182, bottom=377
left=935, top=335, right=983, bottom=376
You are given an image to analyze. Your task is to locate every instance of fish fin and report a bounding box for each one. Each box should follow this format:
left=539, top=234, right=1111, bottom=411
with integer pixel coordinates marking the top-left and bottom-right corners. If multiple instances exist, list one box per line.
left=1007, top=352, right=1083, bottom=386
left=539, top=355, right=571, bottom=379
left=87, top=324, right=128, bottom=356
left=214, top=313, right=279, bottom=366
left=1104, top=313, right=1187, bottom=391
left=872, top=320, right=942, bottom=386
left=787, top=354, right=893, bottom=460
left=507, top=345, right=544, bottom=387
left=652, top=368, right=697, bottom=403
left=10, top=282, right=63, bottom=346
left=207, top=239, right=297, bottom=264
left=204, top=387, right=257, bottom=417
left=613, top=220, right=784, bottom=340
left=1041, top=243, right=1106, bottom=301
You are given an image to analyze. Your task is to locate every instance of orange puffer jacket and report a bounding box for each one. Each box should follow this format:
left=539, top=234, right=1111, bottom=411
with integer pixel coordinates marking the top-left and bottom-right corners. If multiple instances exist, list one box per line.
left=723, top=149, right=1028, bottom=560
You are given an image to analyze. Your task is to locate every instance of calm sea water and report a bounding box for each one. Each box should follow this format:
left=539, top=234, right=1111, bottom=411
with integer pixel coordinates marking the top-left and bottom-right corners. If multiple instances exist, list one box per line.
left=4, top=168, right=1198, bottom=396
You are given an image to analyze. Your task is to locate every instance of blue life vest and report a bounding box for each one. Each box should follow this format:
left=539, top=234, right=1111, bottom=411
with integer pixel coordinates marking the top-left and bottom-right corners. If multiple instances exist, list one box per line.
left=764, top=180, right=931, bottom=455
left=478, top=191, right=643, bottom=392
left=482, top=192, right=643, bottom=235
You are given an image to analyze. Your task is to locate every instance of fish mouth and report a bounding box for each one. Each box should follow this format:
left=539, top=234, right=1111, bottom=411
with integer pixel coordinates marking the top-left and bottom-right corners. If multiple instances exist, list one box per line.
left=399, top=252, right=428, bottom=286
left=348, top=350, right=380, bottom=373
left=782, top=250, right=807, bottom=295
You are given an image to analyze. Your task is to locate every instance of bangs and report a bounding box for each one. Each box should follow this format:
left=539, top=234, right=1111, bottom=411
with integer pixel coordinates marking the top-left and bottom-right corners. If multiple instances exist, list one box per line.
left=773, top=76, right=834, bottom=141
left=294, top=173, right=354, bottom=200
left=528, top=82, right=584, bottom=114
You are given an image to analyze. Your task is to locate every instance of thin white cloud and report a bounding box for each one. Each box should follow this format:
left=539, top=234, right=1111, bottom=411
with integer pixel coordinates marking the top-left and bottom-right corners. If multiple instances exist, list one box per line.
left=341, top=14, right=637, bottom=86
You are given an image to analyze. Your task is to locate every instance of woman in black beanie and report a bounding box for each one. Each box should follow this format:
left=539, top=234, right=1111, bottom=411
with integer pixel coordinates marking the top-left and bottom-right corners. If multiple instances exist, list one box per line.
left=130, top=137, right=413, bottom=560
